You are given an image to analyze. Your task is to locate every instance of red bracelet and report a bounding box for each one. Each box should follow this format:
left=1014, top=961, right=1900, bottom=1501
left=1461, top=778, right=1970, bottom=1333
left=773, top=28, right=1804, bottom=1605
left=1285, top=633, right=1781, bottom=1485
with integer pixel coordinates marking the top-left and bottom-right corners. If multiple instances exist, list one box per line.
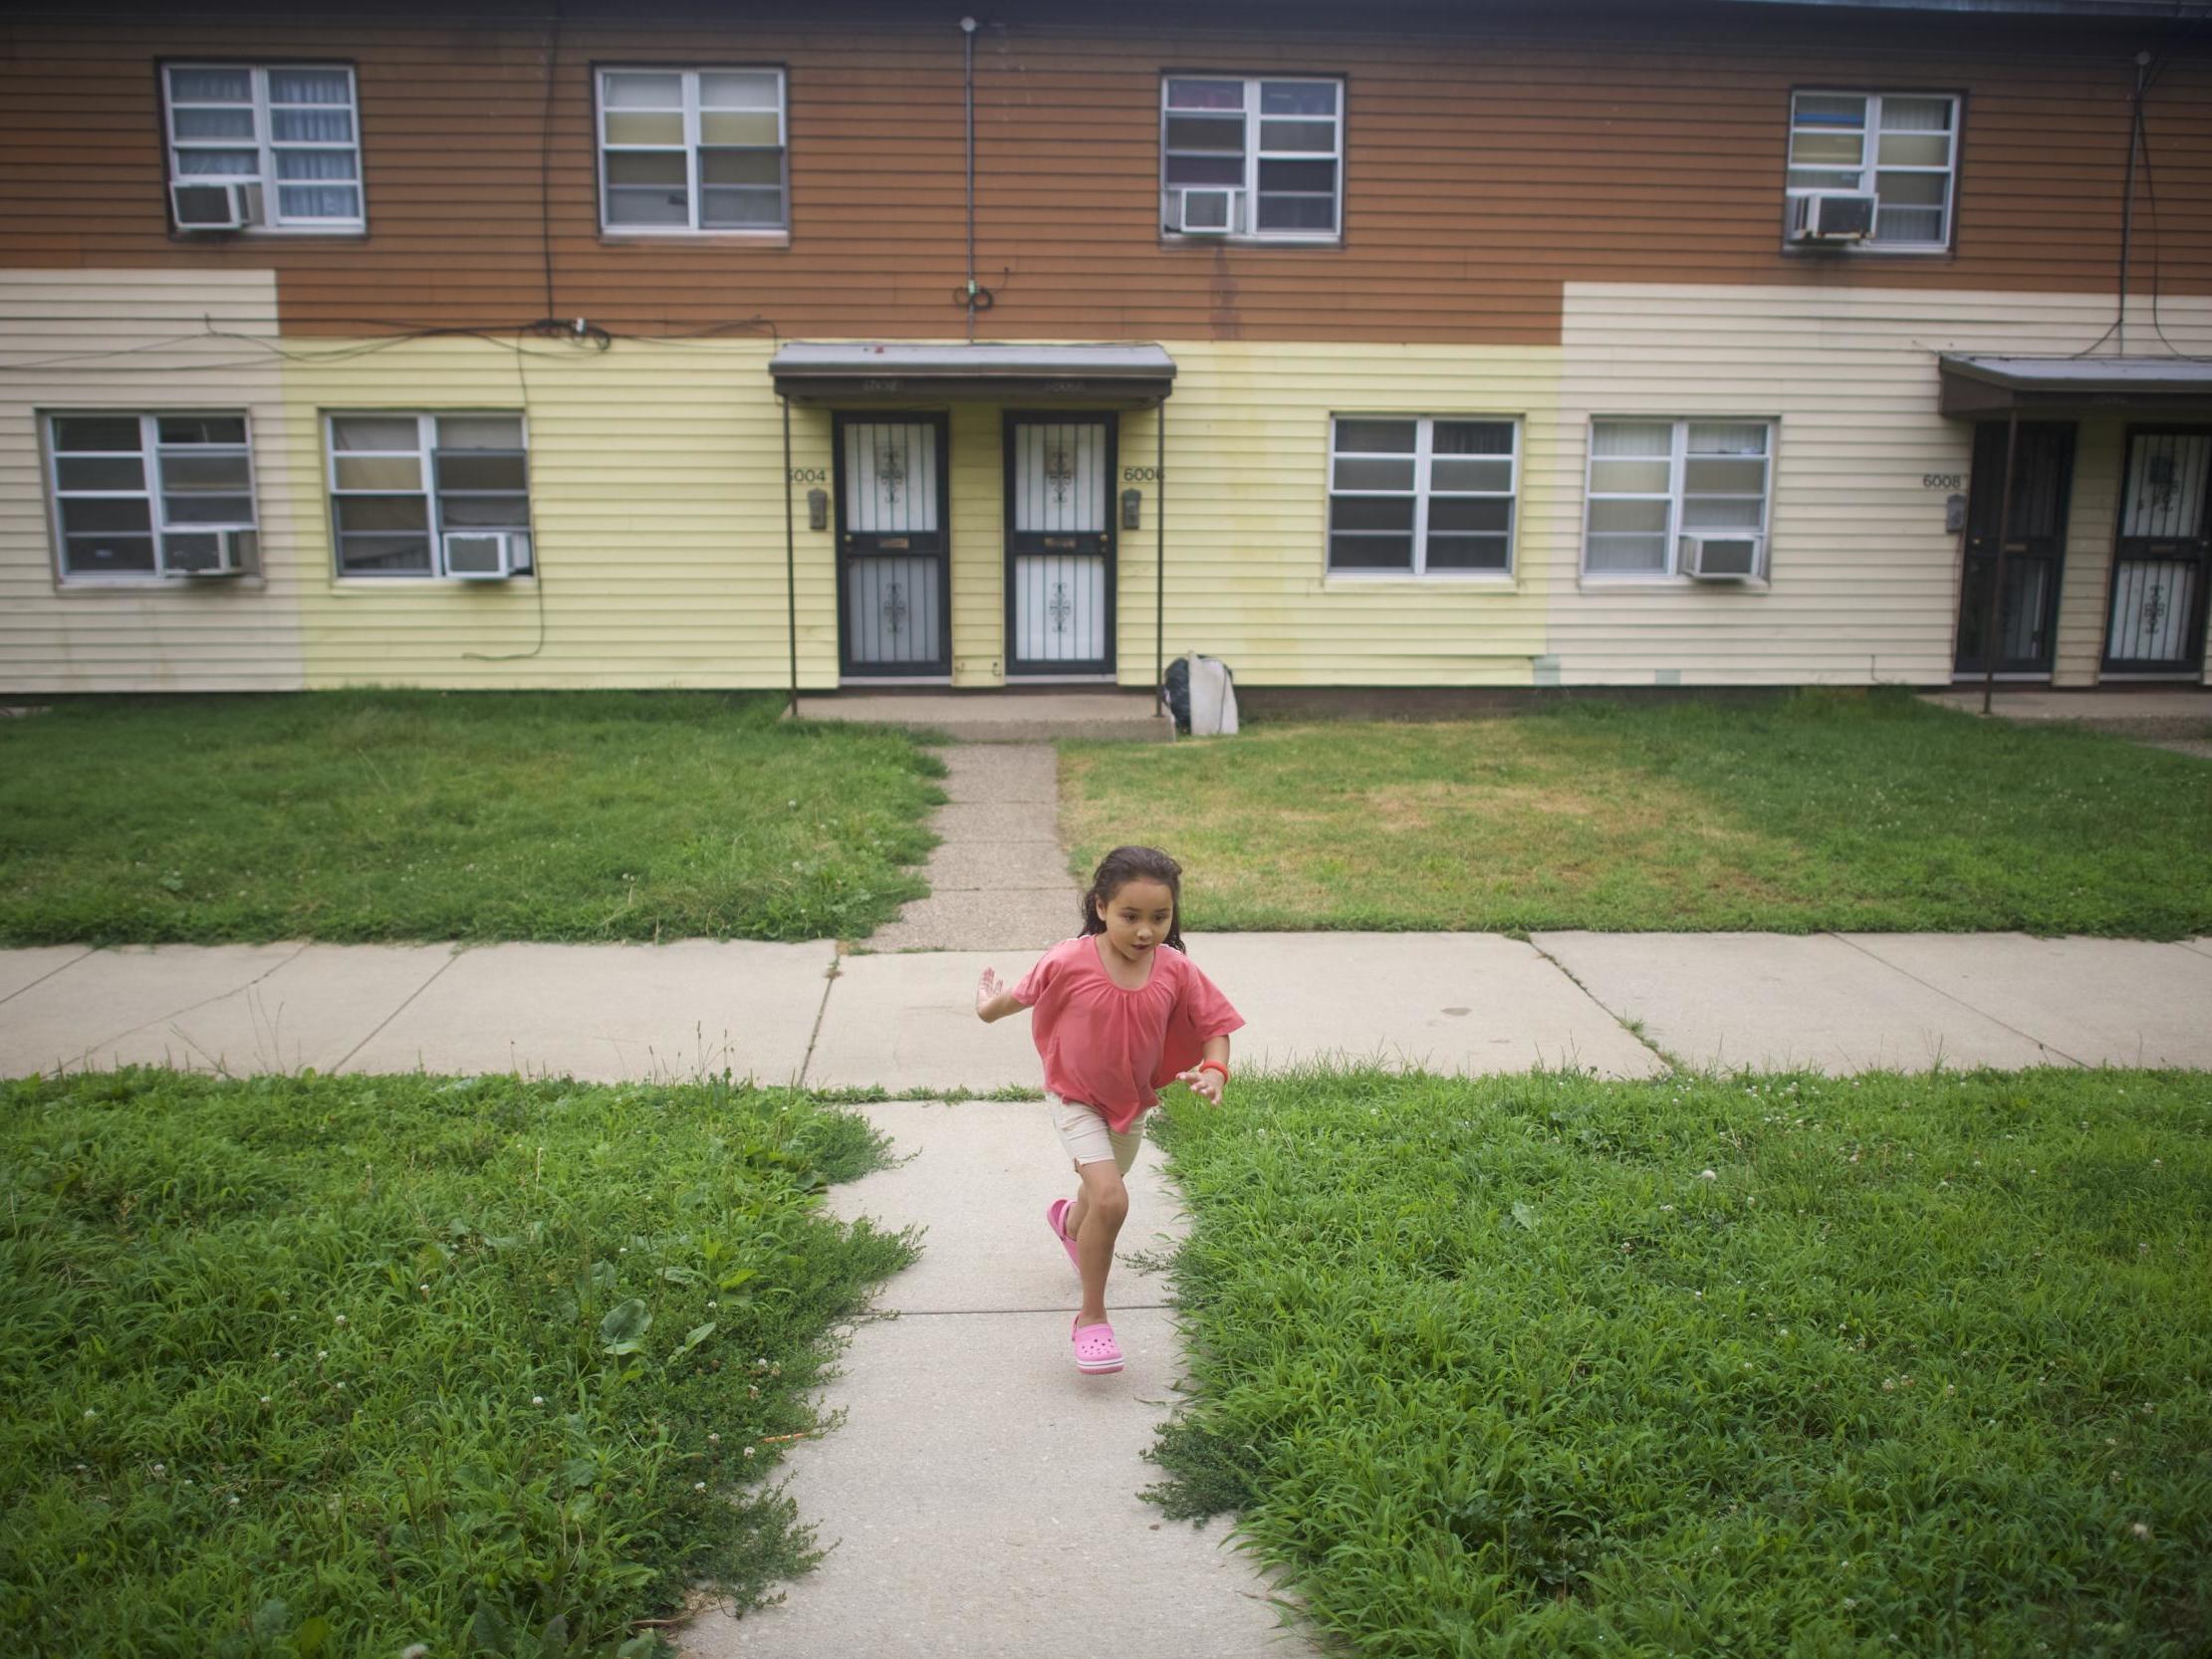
left=1198, top=1060, right=1229, bottom=1080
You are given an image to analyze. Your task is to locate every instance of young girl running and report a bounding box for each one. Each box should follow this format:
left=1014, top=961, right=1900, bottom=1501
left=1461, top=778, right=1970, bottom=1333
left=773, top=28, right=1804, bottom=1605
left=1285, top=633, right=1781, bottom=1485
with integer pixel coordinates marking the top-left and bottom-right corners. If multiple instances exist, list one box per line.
left=975, top=844, right=1242, bottom=1376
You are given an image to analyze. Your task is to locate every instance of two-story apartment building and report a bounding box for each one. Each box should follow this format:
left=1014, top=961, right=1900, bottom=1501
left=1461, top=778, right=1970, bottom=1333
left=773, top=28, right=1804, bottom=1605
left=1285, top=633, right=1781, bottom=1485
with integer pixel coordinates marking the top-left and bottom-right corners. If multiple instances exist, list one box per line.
left=2, top=0, right=2209, bottom=699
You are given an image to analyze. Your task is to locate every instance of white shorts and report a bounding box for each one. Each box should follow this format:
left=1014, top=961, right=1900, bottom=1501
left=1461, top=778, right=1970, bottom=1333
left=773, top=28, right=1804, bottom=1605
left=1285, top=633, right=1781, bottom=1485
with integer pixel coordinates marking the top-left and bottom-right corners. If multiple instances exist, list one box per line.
left=1049, top=1090, right=1147, bottom=1175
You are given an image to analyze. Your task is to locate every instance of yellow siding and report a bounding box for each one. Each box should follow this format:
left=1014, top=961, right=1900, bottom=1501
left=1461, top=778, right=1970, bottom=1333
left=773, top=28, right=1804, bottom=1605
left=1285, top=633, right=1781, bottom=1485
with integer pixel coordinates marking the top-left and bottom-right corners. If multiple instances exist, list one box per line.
left=2055, top=418, right=2122, bottom=688
left=13, top=286, right=2209, bottom=696
left=280, top=336, right=839, bottom=690
left=948, top=404, right=1006, bottom=686
left=1121, top=343, right=1558, bottom=688
left=1553, top=284, right=2212, bottom=687
left=0, top=271, right=303, bottom=693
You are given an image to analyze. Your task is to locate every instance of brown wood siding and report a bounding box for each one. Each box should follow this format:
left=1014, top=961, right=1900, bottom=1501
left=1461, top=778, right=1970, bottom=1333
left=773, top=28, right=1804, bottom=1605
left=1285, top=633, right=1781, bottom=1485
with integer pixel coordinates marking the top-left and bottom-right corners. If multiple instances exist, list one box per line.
left=2, top=1, right=2207, bottom=343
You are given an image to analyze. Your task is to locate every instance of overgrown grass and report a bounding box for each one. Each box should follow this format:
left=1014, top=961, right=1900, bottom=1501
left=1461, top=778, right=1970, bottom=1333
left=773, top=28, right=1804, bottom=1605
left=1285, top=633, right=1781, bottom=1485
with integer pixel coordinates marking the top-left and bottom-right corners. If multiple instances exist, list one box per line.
left=0, top=1068, right=916, bottom=1658
left=0, top=691, right=944, bottom=946
left=1147, top=1067, right=2212, bottom=1657
left=1062, top=691, right=2212, bottom=937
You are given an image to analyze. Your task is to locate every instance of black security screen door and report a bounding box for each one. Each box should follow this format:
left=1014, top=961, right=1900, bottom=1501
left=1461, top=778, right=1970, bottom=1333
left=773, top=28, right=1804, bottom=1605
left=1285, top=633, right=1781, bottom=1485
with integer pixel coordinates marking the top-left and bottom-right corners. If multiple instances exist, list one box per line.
left=2103, top=429, right=2210, bottom=676
left=1955, top=420, right=2075, bottom=676
left=1005, top=414, right=1116, bottom=677
left=835, top=414, right=951, bottom=678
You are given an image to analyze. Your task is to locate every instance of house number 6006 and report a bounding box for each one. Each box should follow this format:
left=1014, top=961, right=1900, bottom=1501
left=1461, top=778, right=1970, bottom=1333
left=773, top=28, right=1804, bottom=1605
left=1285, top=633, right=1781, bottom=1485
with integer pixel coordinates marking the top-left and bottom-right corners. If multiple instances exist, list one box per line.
left=1122, top=466, right=1161, bottom=482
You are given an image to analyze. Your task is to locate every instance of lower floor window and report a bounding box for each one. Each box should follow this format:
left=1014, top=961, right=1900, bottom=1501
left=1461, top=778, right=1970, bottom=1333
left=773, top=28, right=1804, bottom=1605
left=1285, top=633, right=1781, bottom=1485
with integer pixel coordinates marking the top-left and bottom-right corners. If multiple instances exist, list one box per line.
left=1586, top=418, right=1773, bottom=578
left=328, top=411, right=534, bottom=579
left=46, top=411, right=259, bottom=579
left=1329, top=415, right=1518, bottom=576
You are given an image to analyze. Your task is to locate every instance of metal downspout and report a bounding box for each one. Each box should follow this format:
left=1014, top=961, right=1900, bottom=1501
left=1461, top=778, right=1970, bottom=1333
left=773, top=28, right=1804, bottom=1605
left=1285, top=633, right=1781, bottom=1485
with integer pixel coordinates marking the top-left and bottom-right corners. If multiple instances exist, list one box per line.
left=1155, top=400, right=1166, bottom=713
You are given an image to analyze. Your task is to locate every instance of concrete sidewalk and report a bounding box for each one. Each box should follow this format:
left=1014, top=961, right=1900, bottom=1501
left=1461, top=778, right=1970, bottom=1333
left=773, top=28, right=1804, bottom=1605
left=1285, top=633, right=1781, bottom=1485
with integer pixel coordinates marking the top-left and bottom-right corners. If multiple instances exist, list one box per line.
left=679, top=1099, right=1311, bottom=1659
left=7, top=931, right=2212, bottom=1082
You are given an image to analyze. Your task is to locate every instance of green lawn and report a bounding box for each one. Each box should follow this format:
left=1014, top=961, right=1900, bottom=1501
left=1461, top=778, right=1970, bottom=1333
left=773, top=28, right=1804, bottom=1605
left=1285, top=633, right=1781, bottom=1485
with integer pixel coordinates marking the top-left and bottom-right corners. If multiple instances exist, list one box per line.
left=1147, top=1068, right=2212, bottom=1658
left=0, top=1069, right=915, bottom=1659
left=0, top=691, right=943, bottom=946
left=1063, top=692, right=2212, bottom=938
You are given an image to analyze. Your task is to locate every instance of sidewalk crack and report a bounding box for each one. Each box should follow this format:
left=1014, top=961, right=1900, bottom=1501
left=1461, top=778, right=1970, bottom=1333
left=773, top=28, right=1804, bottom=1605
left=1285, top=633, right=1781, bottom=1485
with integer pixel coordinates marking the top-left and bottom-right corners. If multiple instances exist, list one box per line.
left=1525, top=935, right=1683, bottom=1072
left=65, top=941, right=314, bottom=1070
left=0, top=945, right=97, bottom=1009
left=330, top=945, right=465, bottom=1071
left=798, top=952, right=840, bottom=1087
left=1827, top=933, right=2085, bottom=1067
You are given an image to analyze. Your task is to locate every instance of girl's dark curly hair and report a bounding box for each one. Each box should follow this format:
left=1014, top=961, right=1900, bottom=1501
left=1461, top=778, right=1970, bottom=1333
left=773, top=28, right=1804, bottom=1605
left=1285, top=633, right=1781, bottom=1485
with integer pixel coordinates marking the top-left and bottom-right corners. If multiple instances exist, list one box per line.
left=1079, top=845, right=1185, bottom=954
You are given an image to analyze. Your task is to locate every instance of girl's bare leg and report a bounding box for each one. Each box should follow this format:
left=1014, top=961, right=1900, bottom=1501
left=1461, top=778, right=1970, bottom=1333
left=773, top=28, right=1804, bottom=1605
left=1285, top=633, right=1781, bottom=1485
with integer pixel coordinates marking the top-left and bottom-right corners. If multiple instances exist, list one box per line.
left=1064, top=1159, right=1128, bottom=1326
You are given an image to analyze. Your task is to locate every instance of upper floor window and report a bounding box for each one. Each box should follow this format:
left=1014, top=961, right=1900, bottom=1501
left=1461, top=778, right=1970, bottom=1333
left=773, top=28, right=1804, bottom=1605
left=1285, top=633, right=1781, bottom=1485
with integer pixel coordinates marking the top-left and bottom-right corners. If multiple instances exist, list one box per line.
left=163, top=65, right=363, bottom=233
left=46, top=412, right=260, bottom=581
left=598, top=68, right=787, bottom=234
left=1329, top=417, right=1518, bottom=577
left=1585, top=419, right=1773, bottom=581
left=1162, top=76, right=1342, bottom=243
left=327, top=413, right=534, bottom=581
left=1787, top=92, right=1958, bottom=251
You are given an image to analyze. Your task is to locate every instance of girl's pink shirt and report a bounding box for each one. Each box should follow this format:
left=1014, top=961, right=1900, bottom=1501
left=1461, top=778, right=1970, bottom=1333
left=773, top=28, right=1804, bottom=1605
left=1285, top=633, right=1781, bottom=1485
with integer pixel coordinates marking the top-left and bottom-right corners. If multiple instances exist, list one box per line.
left=1011, top=936, right=1244, bottom=1133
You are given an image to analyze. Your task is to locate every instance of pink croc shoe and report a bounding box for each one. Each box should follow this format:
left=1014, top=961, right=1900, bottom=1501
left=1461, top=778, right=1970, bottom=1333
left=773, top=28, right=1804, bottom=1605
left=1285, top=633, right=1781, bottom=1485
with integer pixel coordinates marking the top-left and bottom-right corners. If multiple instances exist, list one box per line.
left=1045, top=1199, right=1082, bottom=1274
left=1072, top=1317, right=1123, bottom=1375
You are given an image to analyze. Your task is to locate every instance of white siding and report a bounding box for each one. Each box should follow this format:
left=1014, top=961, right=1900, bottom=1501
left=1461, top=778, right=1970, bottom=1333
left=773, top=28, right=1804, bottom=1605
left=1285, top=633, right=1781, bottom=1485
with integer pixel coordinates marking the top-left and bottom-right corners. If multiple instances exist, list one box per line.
left=0, top=270, right=302, bottom=693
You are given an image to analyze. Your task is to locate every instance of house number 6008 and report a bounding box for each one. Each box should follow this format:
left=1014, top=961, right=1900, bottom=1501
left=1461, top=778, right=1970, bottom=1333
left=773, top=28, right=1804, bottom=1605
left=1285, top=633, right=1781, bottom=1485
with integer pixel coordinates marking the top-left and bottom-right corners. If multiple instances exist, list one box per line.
left=1922, top=473, right=1963, bottom=490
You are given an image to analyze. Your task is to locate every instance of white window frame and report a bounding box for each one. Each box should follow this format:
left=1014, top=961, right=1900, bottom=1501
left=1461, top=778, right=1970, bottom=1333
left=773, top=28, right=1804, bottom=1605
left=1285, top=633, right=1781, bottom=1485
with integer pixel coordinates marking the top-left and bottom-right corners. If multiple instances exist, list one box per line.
left=1328, top=415, right=1520, bottom=580
left=596, top=67, right=789, bottom=236
left=1583, top=418, right=1776, bottom=582
left=44, top=411, right=260, bottom=584
left=1786, top=90, right=1960, bottom=253
left=325, top=412, right=535, bottom=582
left=162, top=63, right=365, bottom=234
left=1161, top=75, right=1344, bottom=245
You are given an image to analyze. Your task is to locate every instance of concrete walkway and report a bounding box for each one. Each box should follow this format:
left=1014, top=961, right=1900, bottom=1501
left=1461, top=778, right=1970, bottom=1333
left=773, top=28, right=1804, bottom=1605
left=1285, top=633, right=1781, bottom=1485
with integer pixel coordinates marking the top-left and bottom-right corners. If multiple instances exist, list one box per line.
left=862, top=746, right=1077, bottom=952
left=678, top=1098, right=1308, bottom=1659
left=7, top=932, right=2212, bottom=1082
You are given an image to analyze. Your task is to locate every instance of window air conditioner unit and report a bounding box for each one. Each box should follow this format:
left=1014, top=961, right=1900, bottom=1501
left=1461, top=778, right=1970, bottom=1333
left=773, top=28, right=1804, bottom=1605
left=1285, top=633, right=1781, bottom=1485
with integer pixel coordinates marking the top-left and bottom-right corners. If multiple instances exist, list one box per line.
left=163, top=528, right=256, bottom=577
left=1171, top=187, right=1237, bottom=236
left=170, top=180, right=262, bottom=233
left=1681, top=534, right=1764, bottom=581
left=1789, top=191, right=1876, bottom=243
left=443, top=531, right=521, bottom=580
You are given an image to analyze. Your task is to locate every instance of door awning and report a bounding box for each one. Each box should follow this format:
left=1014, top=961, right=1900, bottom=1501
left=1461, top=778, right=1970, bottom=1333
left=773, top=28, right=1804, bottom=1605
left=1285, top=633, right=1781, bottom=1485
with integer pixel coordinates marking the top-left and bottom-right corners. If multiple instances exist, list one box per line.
left=1938, top=355, right=2212, bottom=418
left=770, top=343, right=1176, bottom=405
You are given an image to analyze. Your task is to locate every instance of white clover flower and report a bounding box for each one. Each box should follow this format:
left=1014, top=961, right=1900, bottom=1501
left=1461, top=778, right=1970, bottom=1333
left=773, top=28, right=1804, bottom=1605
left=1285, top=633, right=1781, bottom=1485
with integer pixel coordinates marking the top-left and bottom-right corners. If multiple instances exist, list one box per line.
left=532, top=1395, right=545, bottom=1407
left=228, top=1496, right=240, bottom=1507
left=83, top=1409, right=98, bottom=1420
left=150, top=1463, right=166, bottom=1477
left=1699, top=1169, right=1717, bottom=1181
left=2130, top=1523, right=2150, bottom=1540
left=334, top=1382, right=347, bottom=1392
left=318, top=1350, right=329, bottom=1360
left=706, top=1302, right=716, bottom=1309
left=334, top=1314, right=347, bottom=1326
left=748, top=1385, right=760, bottom=1400
left=708, top=1432, right=720, bottom=1444
left=694, top=1481, right=707, bottom=1493
left=403, top=1646, right=431, bottom=1659
left=744, top=1446, right=756, bottom=1459
left=260, top=1396, right=272, bottom=1405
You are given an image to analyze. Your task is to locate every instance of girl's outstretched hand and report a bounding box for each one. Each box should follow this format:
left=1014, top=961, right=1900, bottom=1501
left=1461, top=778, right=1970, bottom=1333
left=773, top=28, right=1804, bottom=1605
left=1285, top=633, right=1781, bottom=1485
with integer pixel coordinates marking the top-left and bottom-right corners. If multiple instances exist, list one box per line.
left=976, top=966, right=1008, bottom=1020
left=1177, top=1065, right=1225, bottom=1105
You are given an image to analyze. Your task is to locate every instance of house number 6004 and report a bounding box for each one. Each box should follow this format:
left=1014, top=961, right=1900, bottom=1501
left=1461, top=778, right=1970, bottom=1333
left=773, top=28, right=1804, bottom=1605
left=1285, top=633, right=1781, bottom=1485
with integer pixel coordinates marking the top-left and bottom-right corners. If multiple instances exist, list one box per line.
left=790, top=467, right=829, bottom=483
